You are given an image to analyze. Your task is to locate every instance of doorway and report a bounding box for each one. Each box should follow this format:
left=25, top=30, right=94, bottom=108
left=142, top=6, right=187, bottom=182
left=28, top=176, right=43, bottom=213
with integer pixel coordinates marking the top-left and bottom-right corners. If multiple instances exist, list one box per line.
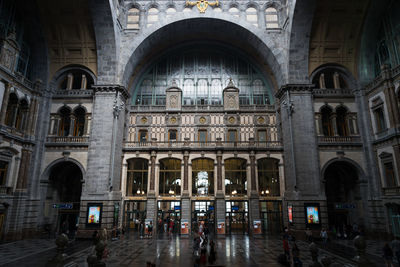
left=123, top=201, right=146, bottom=233
left=191, top=201, right=215, bottom=235
left=225, top=201, right=249, bottom=234
left=324, top=160, right=361, bottom=236
left=260, top=201, right=283, bottom=234
left=47, top=161, right=83, bottom=239
left=157, top=201, right=181, bottom=235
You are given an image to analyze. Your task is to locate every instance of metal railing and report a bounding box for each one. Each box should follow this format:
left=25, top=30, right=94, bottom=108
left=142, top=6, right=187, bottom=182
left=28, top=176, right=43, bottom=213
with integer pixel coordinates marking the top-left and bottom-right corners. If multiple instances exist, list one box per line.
left=124, top=140, right=282, bottom=149
left=313, top=88, right=353, bottom=97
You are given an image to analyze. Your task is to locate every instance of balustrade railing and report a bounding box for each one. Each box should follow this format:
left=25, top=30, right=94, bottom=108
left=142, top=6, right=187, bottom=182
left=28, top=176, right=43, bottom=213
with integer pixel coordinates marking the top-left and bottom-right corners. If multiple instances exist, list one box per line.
left=383, top=187, right=400, bottom=196
left=317, top=135, right=362, bottom=144
left=0, top=186, right=12, bottom=195
left=46, top=136, right=89, bottom=143
left=124, top=140, right=282, bottom=149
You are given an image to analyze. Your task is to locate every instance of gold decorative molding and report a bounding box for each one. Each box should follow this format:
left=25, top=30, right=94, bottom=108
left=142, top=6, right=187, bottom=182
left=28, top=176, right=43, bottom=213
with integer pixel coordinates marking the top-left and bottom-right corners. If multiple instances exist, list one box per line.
left=186, top=0, right=219, bottom=13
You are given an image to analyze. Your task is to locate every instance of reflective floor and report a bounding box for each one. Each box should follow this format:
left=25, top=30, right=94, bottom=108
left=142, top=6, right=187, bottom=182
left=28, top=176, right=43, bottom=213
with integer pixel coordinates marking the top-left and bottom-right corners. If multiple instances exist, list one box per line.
left=0, top=234, right=377, bottom=267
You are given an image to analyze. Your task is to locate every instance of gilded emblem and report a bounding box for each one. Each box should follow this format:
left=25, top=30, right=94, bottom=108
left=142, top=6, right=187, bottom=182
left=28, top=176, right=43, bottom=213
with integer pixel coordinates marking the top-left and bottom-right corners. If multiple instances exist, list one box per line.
left=199, top=117, right=206, bottom=124
left=186, top=0, right=219, bottom=13
left=170, top=117, right=177, bottom=124
left=257, top=117, right=265, bottom=124
left=141, top=117, right=147, bottom=124
left=228, top=116, right=235, bottom=124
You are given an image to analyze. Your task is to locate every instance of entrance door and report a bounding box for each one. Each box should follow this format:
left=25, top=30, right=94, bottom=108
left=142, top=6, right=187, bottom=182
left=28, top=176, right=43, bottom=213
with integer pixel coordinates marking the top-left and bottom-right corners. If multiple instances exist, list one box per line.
left=191, top=201, right=215, bottom=235
left=260, top=201, right=283, bottom=234
left=124, top=201, right=146, bottom=233
left=225, top=201, right=248, bottom=234
left=157, top=201, right=181, bottom=234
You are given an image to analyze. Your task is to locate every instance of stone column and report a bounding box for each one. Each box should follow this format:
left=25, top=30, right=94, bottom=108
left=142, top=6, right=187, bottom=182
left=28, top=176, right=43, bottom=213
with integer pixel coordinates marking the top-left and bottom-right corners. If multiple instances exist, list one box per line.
left=83, top=114, right=90, bottom=136
left=181, top=151, right=190, bottom=235
left=69, top=115, right=75, bottom=137
left=330, top=114, right=338, bottom=136
left=277, top=85, right=325, bottom=230
left=215, top=150, right=225, bottom=234
left=78, top=85, right=128, bottom=233
left=249, top=150, right=260, bottom=235
left=183, top=151, right=189, bottom=195
left=25, top=97, right=35, bottom=134
left=381, top=65, right=400, bottom=128
left=81, top=74, right=87, bottom=89
left=16, top=147, right=32, bottom=190
left=0, top=83, right=11, bottom=124
left=315, top=114, right=323, bottom=136
left=67, top=73, right=73, bottom=90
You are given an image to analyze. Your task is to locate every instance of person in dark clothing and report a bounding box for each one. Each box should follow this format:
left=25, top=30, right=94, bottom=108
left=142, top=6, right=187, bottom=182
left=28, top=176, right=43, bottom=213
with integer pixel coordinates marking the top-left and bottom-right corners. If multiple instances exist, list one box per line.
left=208, top=240, right=216, bottom=264
left=292, top=242, right=302, bottom=267
left=384, top=242, right=395, bottom=267
left=92, top=230, right=99, bottom=246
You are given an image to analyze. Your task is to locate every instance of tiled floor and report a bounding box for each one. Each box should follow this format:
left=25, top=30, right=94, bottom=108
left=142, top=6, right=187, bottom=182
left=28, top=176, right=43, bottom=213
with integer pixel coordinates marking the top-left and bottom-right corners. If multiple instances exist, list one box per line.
left=69, top=234, right=356, bottom=267
left=2, top=234, right=390, bottom=267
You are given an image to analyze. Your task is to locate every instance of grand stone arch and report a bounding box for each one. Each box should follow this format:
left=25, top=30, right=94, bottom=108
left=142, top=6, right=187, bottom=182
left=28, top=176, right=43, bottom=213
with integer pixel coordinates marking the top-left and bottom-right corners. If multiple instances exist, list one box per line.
left=120, top=16, right=286, bottom=91
left=288, top=0, right=316, bottom=83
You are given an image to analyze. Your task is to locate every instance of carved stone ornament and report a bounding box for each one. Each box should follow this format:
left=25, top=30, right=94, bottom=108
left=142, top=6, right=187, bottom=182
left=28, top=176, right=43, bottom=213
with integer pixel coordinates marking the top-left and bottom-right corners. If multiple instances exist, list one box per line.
left=228, top=95, right=236, bottom=108
left=199, top=117, right=206, bottom=124
left=170, top=95, right=178, bottom=108
left=228, top=116, right=235, bottom=124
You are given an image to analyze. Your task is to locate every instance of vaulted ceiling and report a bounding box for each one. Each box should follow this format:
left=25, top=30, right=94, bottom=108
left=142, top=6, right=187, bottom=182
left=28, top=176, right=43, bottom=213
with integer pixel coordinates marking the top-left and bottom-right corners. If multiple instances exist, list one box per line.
left=36, top=0, right=97, bottom=80
left=308, top=0, right=370, bottom=77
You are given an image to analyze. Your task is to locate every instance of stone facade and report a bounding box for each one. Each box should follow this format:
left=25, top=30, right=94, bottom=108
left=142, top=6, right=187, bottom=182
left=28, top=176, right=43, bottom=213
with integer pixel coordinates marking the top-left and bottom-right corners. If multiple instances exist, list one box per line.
left=0, top=0, right=399, bottom=241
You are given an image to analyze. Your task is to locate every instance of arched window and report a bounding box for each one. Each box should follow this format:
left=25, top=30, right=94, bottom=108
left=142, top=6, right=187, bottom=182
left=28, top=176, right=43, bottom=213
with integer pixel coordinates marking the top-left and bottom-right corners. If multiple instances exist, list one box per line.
left=265, top=7, right=278, bottom=28
left=58, top=107, right=71, bottom=137
left=15, top=99, right=29, bottom=131
left=58, top=70, right=94, bottom=90
left=166, top=7, right=176, bottom=20
left=229, top=7, right=240, bottom=18
left=312, top=69, right=349, bottom=89
left=258, top=158, right=280, bottom=196
left=225, top=159, right=247, bottom=196
left=210, top=79, right=222, bottom=105
left=192, top=159, right=214, bottom=196
left=246, top=7, right=258, bottom=27
left=5, top=93, right=18, bottom=127
left=197, top=79, right=208, bottom=105
left=127, top=8, right=140, bottom=29
left=321, top=106, right=333, bottom=136
left=159, top=159, right=181, bottom=196
left=183, top=79, right=195, bottom=105
left=336, top=106, right=349, bottom=136
left=147, top=8, right=159, bottom=28
left=126, top=158, right=148, bottom=196
left=73, top=107, right=86, bottom=136
left=0, top=160, right=8, bottom=186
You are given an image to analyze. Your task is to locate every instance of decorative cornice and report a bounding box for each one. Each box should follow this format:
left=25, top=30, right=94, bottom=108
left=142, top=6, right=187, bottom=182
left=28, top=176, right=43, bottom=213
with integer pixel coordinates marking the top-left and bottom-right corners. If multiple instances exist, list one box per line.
left=275, top=84, right=314, bottom=99
left=92, top=84, right=130, bottom=100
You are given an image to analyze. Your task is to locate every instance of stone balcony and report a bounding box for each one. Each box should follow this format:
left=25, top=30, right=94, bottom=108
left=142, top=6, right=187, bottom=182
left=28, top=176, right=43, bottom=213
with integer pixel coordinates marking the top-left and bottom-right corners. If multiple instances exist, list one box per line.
left=0, top=186, right=12, bottom=195
left=383, top=187, right=400, bottom=196
left=129, top=104, right=275, bottom=112
left=317, top=135, right=362, bottom=146
left=123, top=140, right=282, bottom=151
left=313, top=88, right=354, bottom=98
left=45, top=136, right=89, bottom=146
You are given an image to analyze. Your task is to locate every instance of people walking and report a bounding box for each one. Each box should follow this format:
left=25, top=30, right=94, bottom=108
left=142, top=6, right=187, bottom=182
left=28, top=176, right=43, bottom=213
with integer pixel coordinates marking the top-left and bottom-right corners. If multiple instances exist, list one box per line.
left=320, top=228, right=328, bottom=246
left=292, top=242, right=303, bottom=267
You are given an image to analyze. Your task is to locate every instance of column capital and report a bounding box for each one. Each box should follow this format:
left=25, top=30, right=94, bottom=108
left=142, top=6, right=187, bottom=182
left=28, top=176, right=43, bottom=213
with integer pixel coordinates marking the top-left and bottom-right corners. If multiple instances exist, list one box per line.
left=276, top=84, right=314, bottom=100
left=92, top=84, right=130, bottom=100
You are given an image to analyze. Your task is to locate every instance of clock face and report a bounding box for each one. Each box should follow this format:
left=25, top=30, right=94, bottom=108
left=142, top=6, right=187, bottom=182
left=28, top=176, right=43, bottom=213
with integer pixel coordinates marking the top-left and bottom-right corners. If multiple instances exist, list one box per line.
left=258, top=117, right=265, bottom=124
left=199, top=117, right=206, bottom=124
left=170, top=117, right=177, bottom=123
left=141, top=117, right=147, bottom=124
left=228, top=117, right=235, bottom=124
